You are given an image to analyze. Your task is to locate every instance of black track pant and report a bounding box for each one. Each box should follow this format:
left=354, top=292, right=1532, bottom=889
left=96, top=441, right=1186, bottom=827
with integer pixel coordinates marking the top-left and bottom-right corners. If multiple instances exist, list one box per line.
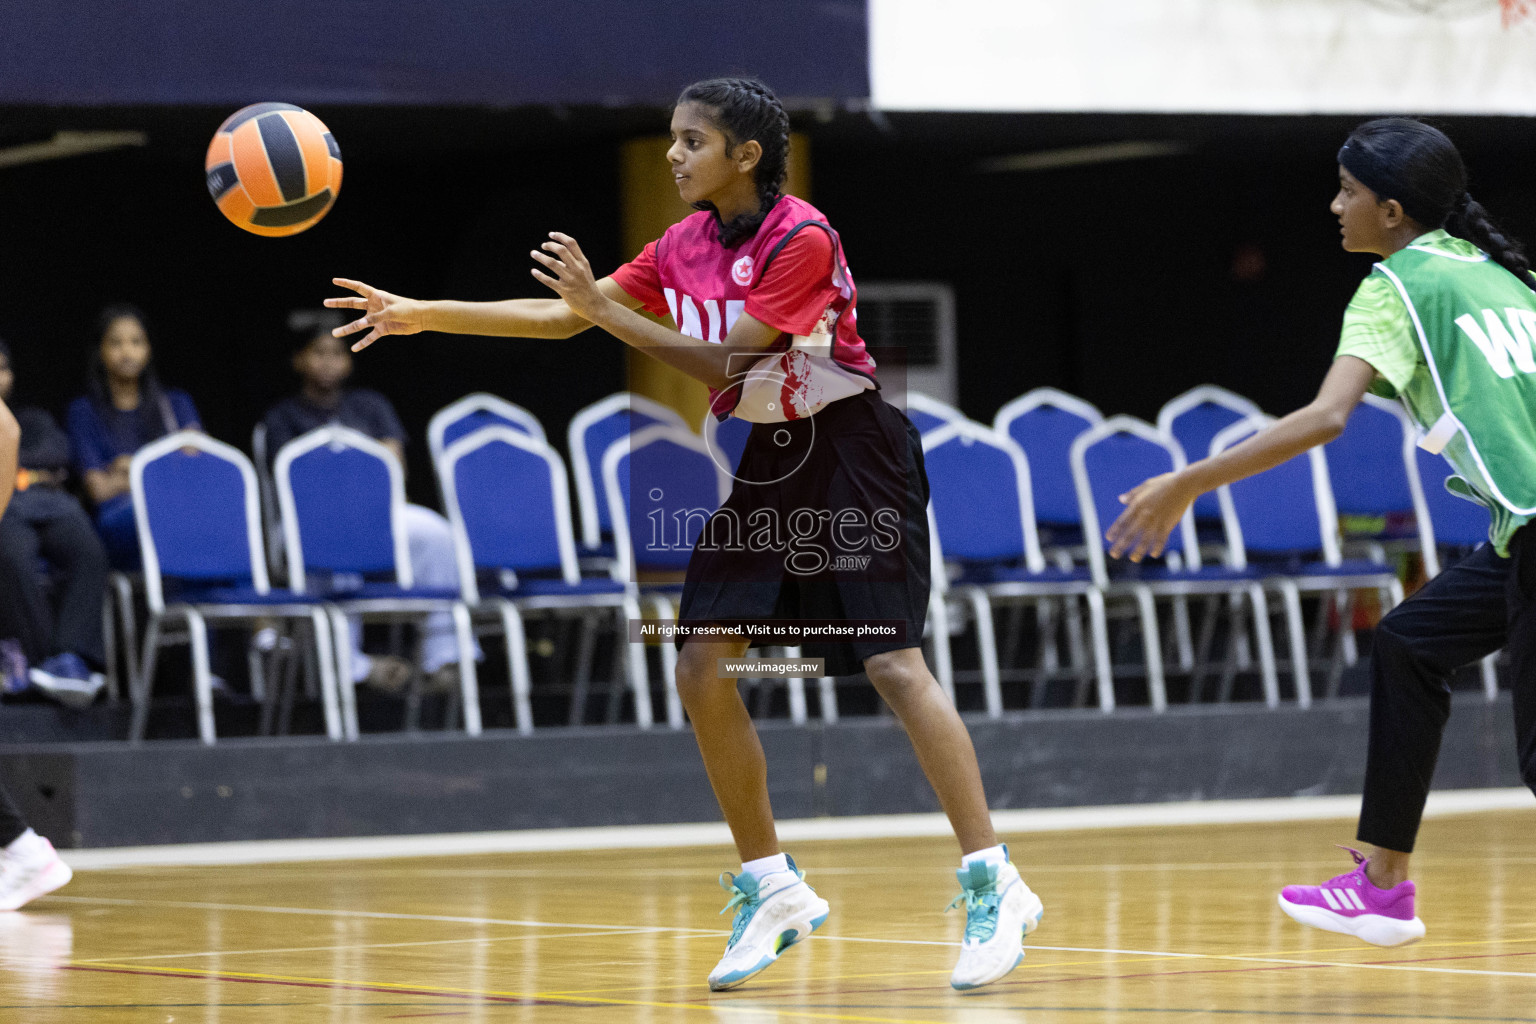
left=0, top=783, right=28, bottom=847
left=1359, top=526, right=1536, bottom=852
left=0, top=488, right=108, bottom=667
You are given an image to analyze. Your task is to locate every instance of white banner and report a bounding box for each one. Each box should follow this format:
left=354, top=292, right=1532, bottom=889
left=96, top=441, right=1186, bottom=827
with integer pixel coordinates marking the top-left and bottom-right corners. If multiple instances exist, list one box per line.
left=870, top=0, right=1536, bottom=114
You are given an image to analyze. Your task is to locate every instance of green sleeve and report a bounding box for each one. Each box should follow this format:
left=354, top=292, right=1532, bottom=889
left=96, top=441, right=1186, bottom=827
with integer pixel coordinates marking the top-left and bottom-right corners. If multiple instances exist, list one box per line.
left=1334, top=273, right=1420, bottom=397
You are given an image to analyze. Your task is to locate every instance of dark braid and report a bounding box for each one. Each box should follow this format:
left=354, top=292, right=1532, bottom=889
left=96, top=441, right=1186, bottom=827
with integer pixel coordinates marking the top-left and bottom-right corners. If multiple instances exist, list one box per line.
left=1339, top=118, right=1534, bottom=291
left=1447, top=194, right=1533, bottom=289
left=676, top=77, right=790, bottom=248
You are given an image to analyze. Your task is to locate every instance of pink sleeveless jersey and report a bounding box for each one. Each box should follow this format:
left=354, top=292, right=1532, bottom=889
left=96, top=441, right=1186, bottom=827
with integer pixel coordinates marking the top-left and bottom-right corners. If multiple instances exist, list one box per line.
left=610, top=194, right=878, bottom=422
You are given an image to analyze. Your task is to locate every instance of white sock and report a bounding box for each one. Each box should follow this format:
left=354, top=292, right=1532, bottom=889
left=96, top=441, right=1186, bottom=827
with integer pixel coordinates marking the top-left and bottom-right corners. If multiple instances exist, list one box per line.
left=741, top=853, right=790, bottom=879
left=961, top=844, right=1008, bottom=870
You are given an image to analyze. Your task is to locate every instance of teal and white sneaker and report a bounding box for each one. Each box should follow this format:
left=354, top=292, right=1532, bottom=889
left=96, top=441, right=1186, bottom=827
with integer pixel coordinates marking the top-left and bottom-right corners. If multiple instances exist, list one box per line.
left=707, top=857, right=829, bottom=991
left=947, top=850, right=1044, bottom=991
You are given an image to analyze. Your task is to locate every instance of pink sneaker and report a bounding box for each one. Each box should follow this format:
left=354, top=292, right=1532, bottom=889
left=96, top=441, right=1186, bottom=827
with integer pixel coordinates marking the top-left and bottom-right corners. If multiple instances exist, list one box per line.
left=1277, top=846, right=1424, bottom=947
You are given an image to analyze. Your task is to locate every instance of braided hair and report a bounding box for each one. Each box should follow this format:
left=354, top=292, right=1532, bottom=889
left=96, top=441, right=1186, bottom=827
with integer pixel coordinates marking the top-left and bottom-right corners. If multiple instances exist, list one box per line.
left=676, top=77, right=790, bottom=248
left=1337, top=118, right=1533, bottom=292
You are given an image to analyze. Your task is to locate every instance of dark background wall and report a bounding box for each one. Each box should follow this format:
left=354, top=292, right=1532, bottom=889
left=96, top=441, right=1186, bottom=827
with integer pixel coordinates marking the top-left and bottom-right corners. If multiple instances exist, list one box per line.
left=1, top=106, right=1533, bottom=502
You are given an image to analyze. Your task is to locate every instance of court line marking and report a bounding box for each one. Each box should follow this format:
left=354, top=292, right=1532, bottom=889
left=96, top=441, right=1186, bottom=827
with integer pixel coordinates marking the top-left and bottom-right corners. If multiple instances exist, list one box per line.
left=71, top=927, right=662, bottom=964
left=58, top=787, right=1533, bottom=870
left=44, top=894, right=1536, bottom=983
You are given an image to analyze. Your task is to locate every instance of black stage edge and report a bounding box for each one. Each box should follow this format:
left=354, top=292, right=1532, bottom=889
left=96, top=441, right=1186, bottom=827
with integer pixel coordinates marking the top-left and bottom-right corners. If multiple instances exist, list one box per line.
left=1, top=694, right=1523, bottom=849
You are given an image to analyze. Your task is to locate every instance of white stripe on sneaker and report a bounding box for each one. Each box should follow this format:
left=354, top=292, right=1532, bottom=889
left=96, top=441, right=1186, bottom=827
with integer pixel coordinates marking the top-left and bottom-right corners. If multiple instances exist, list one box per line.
left=1320, top=888, right=1342, bottom=910
left=1345, top=889, right=1367, bottom=911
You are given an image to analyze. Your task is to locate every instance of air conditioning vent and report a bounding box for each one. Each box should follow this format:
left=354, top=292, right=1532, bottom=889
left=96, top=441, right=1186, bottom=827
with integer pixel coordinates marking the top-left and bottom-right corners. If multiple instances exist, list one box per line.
left=855, top=282, right=957, bottom=403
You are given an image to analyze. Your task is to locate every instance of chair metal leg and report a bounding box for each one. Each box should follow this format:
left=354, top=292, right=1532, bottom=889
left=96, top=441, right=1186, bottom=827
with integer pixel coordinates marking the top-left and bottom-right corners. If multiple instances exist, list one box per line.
left=1132, top=586, right=1167, bottom=712
left=1246, top=585, right=1281, bottom=709
left=1031, top=603, right=1057, bottom=674
left=927, top=591, right=956, bottom=704
left=781, top=646, right=809, bottom=725
left=817, top=674, right=838, bottom=723
left=327, top=606, right=359, bottom=741
left=1481, top=652, right=1500, bottom=700
left=309, top=609, right=343, bottom=741
left=621, top=594, right=655, bottom=728
left=1274, top=582, right=1311, bottom=708
left=495, top=601, right=535, bottom=736
left=452, top=602, right=482, bottom=736
left=1085, top=588, right=1114, bottom=712
left=184, top=609, right=217, bottom=745
left=1229, top=592, right=1253, bottom=669
left=1170, top=597, right=1195, bottom=671
left=129, top=611, right=164, bottom=743
left=641, top=594, right=682, bottom=729
left=962, top=589, right=1003, bottom=718
left=113, top=573, right=140, bottom=702
left=101, top=590, right=120, bottom=703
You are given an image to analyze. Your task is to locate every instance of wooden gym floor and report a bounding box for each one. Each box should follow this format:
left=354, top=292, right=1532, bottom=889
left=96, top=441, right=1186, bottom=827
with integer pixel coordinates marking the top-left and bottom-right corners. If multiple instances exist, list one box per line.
left=3, top=810, right=1533, bottom=1022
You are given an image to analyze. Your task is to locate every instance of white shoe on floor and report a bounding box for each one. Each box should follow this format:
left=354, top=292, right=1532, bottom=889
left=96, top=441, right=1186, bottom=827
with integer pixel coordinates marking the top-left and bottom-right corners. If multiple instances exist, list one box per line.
left=0, top=831, right=72, bottom=911
left=708, top=857, right=829, bottom=991
left=949, top=851, right=1044, bottom=991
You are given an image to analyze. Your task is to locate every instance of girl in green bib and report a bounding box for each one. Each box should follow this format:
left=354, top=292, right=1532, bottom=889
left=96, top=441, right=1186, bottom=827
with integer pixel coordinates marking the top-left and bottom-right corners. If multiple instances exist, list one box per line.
left=1108, top=118, right=1536, bottom=947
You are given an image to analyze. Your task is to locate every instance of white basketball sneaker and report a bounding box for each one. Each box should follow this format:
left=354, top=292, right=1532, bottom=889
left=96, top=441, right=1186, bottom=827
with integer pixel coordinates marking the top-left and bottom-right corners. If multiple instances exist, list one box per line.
left=0, top=831, right=72, bottom=911
left=708, top=856, right=830, bottom=991
left=948, top=849, right=1044, bottom=991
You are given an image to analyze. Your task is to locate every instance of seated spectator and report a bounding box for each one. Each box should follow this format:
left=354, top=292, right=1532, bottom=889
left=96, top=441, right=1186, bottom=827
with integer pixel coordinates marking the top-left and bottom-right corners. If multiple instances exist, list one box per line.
left=263, top=315, right=479, bottom=694
left=0, top=340, right=108, bottom=706
left=66, top=306, right=200, bottom=570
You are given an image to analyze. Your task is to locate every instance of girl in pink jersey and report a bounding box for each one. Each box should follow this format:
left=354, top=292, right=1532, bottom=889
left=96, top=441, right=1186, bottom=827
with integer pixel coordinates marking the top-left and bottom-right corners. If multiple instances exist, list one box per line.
left=328, top=77, right=1041, bottom=992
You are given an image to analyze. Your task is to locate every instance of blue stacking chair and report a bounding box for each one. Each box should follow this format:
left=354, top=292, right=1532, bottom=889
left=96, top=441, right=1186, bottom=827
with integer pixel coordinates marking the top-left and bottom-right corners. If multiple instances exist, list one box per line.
left=567, top=393, right=690, bottom=559
left=903, top=393, right=966, bottom=435
left=923, top=420, right=1108, bottom=714
left=994, top=388, right=1105, bottom=552
left=700, top=410, right=754, bottom=477
left=1156, top=385, right=1264, bottom=526
left=601, top=424, right=734, bottom=728
left=1413, top=446, right=1499, bottom=699
left=1212, top=416, right=1406, bottom=705
left=274, top=425, right=479, bottom=740
left=428, top=393, right=546, bottom=464
left=1326, top=395, right=1430, bottom=559
left=130, top=431, right=342, bottom=744
left=1072, top=416, right=1279, bottom=711
left=438, top=425, right=650, bottom=732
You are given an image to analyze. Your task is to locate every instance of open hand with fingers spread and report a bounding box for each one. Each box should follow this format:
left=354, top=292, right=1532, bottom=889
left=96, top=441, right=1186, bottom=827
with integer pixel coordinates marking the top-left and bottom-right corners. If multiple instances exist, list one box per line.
left=529, top=232, right=609, bottom=322
left=1105, top=471, right=1197, bottom=562
left=325, top=279, right=429, bottom=351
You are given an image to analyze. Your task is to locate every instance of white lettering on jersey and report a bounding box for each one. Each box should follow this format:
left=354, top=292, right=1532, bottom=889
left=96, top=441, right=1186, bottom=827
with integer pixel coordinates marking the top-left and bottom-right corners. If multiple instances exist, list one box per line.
left=1457, top=307, right=1536, bottom=378
left=678, top=294, right=704, bottom=341
left=703, top=299, right=721, bottom=343
left=726, top=300, right=746, bottom=334
left=663, top=288, right=679, bottom=326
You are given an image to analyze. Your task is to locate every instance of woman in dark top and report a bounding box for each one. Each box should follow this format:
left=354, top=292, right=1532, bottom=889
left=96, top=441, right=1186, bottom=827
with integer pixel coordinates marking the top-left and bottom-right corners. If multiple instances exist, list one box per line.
left=0, top=338, right=109, bottom=703
left=65, top=305, right=200, bottom=570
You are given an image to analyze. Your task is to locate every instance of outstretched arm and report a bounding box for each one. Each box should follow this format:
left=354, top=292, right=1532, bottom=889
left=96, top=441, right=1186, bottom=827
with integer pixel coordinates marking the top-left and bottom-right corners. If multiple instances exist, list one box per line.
left=0, top=397, right=18, bottom=520
left=529, top=233, right=782, bottom=390
left=326, top=276, right=645, bottom=351
left=1105, top=355, right=1379, bottom=561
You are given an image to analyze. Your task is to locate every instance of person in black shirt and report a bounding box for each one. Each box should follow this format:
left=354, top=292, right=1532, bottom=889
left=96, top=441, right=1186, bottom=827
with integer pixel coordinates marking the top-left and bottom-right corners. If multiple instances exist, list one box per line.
left=262, top=318, right=477, bottom=693
left=0, top=382, right=75, bottom=906
left=0, top=339, right=108, bottom=706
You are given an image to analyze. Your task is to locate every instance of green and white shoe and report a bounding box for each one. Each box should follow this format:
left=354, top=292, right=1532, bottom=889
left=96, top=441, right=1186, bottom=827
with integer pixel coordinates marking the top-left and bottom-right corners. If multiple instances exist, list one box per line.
left=947, top=848, right=1044, bottom=991
left=707, top=856, right=829, bottom=991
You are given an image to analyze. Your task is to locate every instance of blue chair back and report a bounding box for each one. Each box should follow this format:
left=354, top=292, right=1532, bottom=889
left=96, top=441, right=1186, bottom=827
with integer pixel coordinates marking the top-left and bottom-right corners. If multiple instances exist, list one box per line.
left=923, top=422, right=1041, bottom=569
left=1325, top=398, right=1417, bottom=516
left=430, top=393, right=546, bottom=462
left=275, top=426, right=409, bottom=590
left=1071, top=417, right=1200, bottom=584
left=1212, top=421, right=1330, bottom=557
left=131, top=432, right=268, bottom=610
left=568, top=393, right=688, bottom=548
left=603, top=426, right=727, bottom=576
left=1415, top=449, right=1493, bottom=549
left=1156, top=386, right=1263, bottom=520
left=995, top=389, right=1103, bottom=525
left=441, top=427, right=577, bottom=592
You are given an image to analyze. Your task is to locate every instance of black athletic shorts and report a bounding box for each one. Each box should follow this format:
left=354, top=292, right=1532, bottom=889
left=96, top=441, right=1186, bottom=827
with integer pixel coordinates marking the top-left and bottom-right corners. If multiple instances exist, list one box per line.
left=678, top=388, right=931, bottom=677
